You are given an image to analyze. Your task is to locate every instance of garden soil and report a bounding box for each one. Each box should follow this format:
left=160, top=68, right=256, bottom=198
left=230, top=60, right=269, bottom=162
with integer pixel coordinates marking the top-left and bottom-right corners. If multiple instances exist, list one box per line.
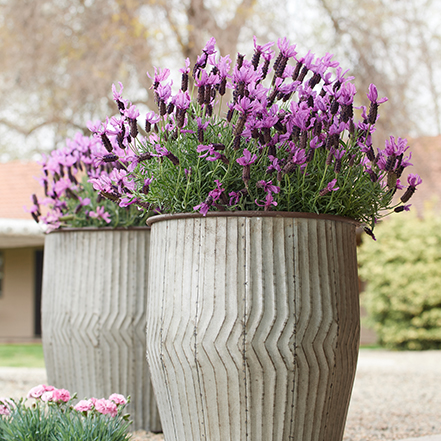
left=1, top=350, right=441, bottom=441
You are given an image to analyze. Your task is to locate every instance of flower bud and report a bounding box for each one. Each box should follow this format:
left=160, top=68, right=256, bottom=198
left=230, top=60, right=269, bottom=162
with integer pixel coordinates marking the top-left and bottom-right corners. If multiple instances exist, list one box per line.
left=101, top=134, right=113, bottom=153
left=401, top=186, right=416, bottom=203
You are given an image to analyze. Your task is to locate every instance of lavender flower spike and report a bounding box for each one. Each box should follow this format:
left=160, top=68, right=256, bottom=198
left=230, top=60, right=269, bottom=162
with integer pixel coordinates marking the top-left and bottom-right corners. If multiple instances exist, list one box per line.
left=400, top=173, right=422, bottom=203
left=367, top=83, right=388, bottom=124
left=319, top=178, right=340, bottom=196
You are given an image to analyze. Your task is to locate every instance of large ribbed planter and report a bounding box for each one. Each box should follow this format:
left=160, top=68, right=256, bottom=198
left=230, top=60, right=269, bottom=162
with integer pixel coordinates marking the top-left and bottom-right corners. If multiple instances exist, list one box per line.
left=41, top=228, right=161, bottom=432
left=146, top=212, right=360, bottom=441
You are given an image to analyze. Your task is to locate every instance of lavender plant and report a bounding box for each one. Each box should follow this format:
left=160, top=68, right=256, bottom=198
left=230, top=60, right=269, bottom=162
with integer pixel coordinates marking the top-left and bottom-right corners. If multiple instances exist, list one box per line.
left=0, top=385, right=132, bottom=441
left=28, top=132, right=151, bottom=231
left=87, top=36, right=421, bottom=233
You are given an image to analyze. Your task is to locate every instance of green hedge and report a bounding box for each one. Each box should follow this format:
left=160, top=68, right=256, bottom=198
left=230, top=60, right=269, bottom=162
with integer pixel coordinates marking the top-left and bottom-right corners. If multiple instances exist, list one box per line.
left=358, top=210, right=441, bottom=350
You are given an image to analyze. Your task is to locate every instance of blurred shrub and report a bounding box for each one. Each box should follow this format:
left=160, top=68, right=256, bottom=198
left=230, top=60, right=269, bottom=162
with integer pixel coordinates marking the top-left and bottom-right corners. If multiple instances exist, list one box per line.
left=358, top=209, right=441, bottom=350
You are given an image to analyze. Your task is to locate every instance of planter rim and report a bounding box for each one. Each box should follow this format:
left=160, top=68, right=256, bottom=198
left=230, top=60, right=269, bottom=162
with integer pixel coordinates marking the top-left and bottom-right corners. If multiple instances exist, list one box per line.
left=146, top=211, right=360, bottom=226
left=47, top=225, right=150, bottom=234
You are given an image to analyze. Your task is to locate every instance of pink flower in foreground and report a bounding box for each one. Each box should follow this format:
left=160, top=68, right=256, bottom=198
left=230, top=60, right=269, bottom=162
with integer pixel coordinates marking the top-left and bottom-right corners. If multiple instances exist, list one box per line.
left=94, top=398, right=118, bottom=417
left=41, top=391, right=54, bottom=402
left=0, top=398, right=11, bottom=416
left=27, top=384, right=55, bottom=399
left=52, top=389, right=71, bottom=403
left=74, top=399, right=93, bottom=412
left=109, top=393, right=127, bottom=406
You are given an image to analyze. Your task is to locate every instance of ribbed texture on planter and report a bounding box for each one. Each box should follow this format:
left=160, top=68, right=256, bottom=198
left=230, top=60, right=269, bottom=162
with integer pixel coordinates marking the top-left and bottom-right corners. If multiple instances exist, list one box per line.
left=42, top=229, right=161, bottom=432
left=146, top=214, right=359, bottom=441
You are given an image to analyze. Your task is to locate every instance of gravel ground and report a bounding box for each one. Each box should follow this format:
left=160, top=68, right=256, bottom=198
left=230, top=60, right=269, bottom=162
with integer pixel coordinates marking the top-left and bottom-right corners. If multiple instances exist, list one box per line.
left=1, top=350, right=441, bottom=441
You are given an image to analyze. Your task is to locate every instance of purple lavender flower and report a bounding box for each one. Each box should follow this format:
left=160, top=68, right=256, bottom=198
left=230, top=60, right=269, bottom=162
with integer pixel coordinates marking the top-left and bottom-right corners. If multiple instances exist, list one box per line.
left=89, top=175, right=113, bottom=193
left=319, top=178, right=340, bottom=196
left=399, top=173, right=422, bottom=203
left=273, top=37, right=297, bottom=78
left=333, top=149, right=346, bottom=173
left=208, top=180, right=224, bottom=202
left=407, top=174, right=422, bottom=187
left=193, top=37, right=217, bottom=76
left=89, top=206, right=111, bottom=223
left=180, top=58, right=191, bottom=91
left=112, top=82, right=127, bottom=113
left=384, top=136, right=408, bottom=157
left=72, top=36, right=422, bottom=231
left=156, top=83, right=172, bottom=103
left=109, top=169, right=136, bottom=193
left=142, top=177, right=153, bottom=195
left=367, top=83, right=388, bottom=124
left=256, top=180, right=280, bottom=194
left=193, top=180, right=225, bottom=215
left=147, top=67, right=171, bottom=88
left=196, top=117, right=209, bottom=143
left=331, top=67, right=354, bottom=91
left=251, top=36, right=274, bottom=70
left=394, top=204, right=411, bottom=213
left=266, top=155, right=282, bottom=174
left=214, top=55, right=232, bottom=95
left=145, top=111, right=160, bottom=133
left=229, top=191, right=241, bottom=206
left=197, top=144, right=222, bottom=162
left=237, top=149, right=258, bottom=166
left=193, top=201, right=210, bottom=216
left=367, top=84, right=388, bottom=104
left=290, top=145, right=307, bottom=165
left=87, top=119, right=116, bottom=153
left=74, top=196, right=91, bottom=214
left=124, top=105, right=140, bottom=120
left=255, top=192, right=278, bottom=211
left=172, top=90, right=191, bottom=110
left=119, top=196, right=138, bottom=207
left=25, top=195, right=41, bottom=222
left=237, top=148, right=258, bottom=187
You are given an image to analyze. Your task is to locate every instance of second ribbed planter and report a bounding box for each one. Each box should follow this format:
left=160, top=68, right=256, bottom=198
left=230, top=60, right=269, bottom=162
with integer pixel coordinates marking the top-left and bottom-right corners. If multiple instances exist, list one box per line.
left=41, top=228, right=161, bottom=432
left=146, top=212, right=360, bottom=441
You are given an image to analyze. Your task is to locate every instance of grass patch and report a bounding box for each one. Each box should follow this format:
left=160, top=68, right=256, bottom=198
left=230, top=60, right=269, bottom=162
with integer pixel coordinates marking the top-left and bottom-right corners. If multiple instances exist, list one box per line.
left=0, top=344, right=45, bottom=368
left=359, top=344, right=383, bottom=350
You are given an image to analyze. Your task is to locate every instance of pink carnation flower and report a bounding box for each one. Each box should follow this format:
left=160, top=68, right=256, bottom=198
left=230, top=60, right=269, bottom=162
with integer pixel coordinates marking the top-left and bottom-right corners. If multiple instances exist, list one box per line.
left=94, top=398, right=118, bottom=417
left=0, top=398, right=11, bottom=416
left=41, top=391, right=54, bottom=402
left=74, top=399, right=93, bottom=412
left=52, top=389, right=71, bottom=403
left=27, top=384, right=55, bottom=399
left=109, top=393, right=127, bottom=405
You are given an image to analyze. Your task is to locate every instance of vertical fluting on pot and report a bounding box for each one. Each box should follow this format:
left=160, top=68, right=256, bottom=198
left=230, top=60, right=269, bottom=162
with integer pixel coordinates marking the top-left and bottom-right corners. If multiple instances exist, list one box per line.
left=41, top=229, right=161, bottom=432
left=146, top=214, right=360, bottom=441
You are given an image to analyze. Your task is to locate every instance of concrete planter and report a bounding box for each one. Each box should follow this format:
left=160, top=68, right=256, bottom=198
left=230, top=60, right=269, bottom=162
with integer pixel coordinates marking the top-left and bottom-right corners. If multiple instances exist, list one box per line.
left=146, top=212, right=360, bottom=441
left=41, top=228, right=161, bottom=432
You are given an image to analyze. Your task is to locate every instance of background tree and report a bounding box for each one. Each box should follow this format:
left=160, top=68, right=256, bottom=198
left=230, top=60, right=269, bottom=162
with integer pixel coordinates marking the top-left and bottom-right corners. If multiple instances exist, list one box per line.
left=291, top=0, right=441, bottom=146
left=0, top=0, right=281, bottom=158
left=0, top=0, right=440, bottom=159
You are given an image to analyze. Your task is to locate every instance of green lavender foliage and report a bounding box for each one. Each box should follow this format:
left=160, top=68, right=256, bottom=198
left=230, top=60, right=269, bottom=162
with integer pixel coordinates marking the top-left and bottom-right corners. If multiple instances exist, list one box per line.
left=131, top=106, right=394, bottom=226
left=61, top=178, right=149, bottom=229
left=358, top=209, right=441, bottom=350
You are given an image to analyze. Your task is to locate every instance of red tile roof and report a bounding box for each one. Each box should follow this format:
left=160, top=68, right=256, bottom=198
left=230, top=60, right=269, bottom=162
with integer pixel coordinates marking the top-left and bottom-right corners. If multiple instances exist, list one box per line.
left=0, top=161, right=44, bottom=220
